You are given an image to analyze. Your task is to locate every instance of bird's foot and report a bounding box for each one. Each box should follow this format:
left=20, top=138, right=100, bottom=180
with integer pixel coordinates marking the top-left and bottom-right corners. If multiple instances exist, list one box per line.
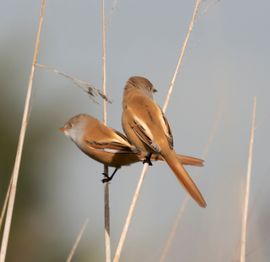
left=101, top=168, right=119, bottom=183
left=143, top=154, right=153, bottom=166
left=101, top=173, right=112, bottom=183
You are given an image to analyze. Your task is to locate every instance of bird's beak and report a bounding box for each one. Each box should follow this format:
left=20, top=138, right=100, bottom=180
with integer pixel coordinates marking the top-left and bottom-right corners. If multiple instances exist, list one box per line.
left=153, top=88, right=157, bottom=93
left=59, top=127, right=65, bottom=132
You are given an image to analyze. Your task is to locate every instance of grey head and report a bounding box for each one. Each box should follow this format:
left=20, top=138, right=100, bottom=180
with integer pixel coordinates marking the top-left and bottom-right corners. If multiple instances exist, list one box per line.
left=126, top=76, right=157, bottom=98
left=60, top=114, right=95, bottom=145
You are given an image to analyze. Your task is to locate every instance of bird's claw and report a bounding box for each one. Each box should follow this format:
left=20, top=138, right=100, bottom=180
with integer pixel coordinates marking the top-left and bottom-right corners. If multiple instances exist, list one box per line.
left=101, top=173, right=111, bottom=183
left=101, top=168, right=119, bottom=183
left=143, top=155, right=153, bottom=166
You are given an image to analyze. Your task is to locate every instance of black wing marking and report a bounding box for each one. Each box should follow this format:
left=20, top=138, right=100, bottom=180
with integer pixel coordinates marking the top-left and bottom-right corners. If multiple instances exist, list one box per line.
left=132, top=119, right=161, bottom=153
left=162, top=112, right=174, bottom=149
left=87, top=140, right=134, bottom=154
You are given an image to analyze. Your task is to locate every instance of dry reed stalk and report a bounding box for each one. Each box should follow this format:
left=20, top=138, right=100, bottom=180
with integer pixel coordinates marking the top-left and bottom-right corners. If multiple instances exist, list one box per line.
left=113, top=1, right=202, bottom=261
left=66, top=218, right=89, bottom=262
left=201, top=98, right=225, bottom=158
left=101, top=0, right=111, bottom=261
left=240, top=97, right=257, bottom=262
left=0, top=180, right=12, bottom=232
left=159, top=196, right=189, bottom=262
left=163, top=0, right=202, bottom=112
left=104, top=174, right=111, bottom=262
left=113, top=164, right=149, bottom=262
left=159, top=98, right=224, bottom=261
left=0, top=1, right=46, bottom=261
left=35, top=63, right=111, bottom=103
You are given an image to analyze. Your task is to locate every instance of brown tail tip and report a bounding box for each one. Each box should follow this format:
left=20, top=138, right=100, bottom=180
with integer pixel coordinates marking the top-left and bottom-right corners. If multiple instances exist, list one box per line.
left=164, top=150, right=207, bottom=208
left=199, top=199, right=207, bottom=208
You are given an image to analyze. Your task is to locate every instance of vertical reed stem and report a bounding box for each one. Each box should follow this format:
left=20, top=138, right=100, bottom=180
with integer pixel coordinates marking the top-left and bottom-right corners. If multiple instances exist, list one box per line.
left=113, top=164, right=149, bottom=262
left=66, top=219, right=89, bottom=262
left=163, top=0, right=201, bottom=112
left=0, top=1, right=46, bottom=261
left=0, top=179, right=12, bottom=232
left=240, top=97, right=256, bottom=262
left=101, top=0, right=111, bottom=261
left=159, top=196, right=189, bottom=262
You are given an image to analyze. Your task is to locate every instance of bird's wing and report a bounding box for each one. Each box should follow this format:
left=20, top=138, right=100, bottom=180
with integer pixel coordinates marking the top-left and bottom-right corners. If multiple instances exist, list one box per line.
left=131, top=116, right=161, bottom=152
left=126, top=95, right=174, bottom=152
left=112, top=128, right=133, bottom=145
left=84, top=124, right=135, bottom=154
left=85, top=139, right=134, bottom=154
left=160, top=109, right=173, bottom=149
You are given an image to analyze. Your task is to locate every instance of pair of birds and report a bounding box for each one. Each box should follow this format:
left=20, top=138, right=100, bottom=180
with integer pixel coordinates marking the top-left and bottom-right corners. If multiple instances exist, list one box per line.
left=60, top=76, right=207, bottom=208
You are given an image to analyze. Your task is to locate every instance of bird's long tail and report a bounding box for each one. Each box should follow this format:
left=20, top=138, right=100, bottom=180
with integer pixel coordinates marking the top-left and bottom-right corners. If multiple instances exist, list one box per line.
left=175, top=154, right=204, bottom=167
left=162, top=149, right=207, bottom=208
left=150, top=154, right=204, bottom=167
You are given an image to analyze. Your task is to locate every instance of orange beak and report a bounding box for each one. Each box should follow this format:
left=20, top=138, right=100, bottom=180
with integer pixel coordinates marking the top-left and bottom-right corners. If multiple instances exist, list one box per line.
left=59, top=127, right=65, bottom=132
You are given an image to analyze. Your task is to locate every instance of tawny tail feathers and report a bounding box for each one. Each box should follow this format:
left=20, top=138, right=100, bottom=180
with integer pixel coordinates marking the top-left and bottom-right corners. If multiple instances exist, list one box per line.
left=150, top=154, right=204, bottom=167
left=176, top=154, right=204, bottom=167
left=163, top=150, right=206, bottom=208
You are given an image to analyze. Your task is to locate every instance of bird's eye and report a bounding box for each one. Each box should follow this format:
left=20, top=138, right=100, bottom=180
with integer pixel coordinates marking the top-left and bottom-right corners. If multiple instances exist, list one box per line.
left=65, top=122, right=73, bottom=129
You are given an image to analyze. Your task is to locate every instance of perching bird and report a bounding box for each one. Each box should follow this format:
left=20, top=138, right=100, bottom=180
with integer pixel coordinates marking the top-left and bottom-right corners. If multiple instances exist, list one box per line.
left=60, top=114, right=204, bottom=182
left=122, top=76, right=206, bottom=207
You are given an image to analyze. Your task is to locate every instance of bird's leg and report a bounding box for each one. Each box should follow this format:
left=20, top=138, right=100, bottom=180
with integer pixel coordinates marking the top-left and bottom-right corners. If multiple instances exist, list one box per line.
left=143, top=153, right=153, bottom=166
left=102, top=168, right=119, bottom=183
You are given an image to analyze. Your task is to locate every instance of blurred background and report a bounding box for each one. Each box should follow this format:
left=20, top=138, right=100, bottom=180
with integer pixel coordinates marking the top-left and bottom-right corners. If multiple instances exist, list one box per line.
left=1, top=0, right=270, bottom=261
